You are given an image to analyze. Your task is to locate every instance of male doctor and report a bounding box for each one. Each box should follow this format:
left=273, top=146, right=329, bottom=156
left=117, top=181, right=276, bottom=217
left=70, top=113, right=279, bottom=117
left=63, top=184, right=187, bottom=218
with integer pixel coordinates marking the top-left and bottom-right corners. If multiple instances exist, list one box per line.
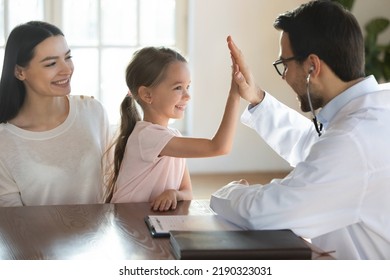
left=210, top=0, right=390, bottom=260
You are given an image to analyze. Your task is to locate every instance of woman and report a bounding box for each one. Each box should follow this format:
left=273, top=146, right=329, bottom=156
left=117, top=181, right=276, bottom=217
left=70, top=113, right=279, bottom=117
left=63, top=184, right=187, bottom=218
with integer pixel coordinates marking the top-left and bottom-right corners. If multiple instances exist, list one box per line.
left=0, top=21, right=110, bottom=206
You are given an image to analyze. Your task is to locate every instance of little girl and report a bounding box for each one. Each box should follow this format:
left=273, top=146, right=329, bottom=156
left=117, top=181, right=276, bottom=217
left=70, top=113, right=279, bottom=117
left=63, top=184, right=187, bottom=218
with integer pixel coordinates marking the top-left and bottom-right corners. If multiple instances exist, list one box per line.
left=106, top=46, right=240, bottom=211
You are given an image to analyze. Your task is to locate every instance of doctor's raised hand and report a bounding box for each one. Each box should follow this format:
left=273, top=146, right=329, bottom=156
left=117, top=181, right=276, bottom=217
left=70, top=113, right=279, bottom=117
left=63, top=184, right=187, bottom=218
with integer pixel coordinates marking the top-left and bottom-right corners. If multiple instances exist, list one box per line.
left=227, top=36, right=265, bottom=106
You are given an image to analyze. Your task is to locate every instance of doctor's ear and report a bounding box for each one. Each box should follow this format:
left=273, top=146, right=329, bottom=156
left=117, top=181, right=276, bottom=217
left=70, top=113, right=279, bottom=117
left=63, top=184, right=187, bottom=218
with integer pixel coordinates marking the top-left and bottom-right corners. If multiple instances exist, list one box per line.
left=306, top=54, right=321, bottom=76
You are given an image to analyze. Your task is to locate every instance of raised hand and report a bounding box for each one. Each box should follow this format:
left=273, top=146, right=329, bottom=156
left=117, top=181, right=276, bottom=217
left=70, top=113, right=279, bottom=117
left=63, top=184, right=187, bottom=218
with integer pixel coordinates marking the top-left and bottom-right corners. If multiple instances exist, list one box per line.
left=227, top=35, right=265, bottom=105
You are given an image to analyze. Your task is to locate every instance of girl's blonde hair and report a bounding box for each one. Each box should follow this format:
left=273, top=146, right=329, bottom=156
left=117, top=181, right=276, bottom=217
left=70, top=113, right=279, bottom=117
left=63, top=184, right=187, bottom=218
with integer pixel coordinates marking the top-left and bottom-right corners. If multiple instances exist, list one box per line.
left=104, top=47, right=187, bottom=202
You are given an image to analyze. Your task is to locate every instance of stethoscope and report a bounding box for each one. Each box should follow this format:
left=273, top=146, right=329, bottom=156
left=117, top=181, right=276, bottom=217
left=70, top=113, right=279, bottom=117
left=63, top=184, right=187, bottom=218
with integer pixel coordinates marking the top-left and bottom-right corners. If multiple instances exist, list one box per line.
left=306, top=67, right=323, bottom=137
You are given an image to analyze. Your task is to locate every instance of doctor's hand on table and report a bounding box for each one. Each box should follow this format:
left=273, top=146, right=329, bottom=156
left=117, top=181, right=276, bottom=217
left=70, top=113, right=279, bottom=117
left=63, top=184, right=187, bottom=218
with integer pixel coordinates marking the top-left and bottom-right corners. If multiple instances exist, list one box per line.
left=225, top=179, right=250, bottom=187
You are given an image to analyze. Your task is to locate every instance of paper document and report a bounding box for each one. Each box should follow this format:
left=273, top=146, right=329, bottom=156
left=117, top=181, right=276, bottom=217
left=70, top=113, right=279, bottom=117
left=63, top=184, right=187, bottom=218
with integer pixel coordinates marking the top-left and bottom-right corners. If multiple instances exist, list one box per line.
left=145, top=215, right=242, bottom=237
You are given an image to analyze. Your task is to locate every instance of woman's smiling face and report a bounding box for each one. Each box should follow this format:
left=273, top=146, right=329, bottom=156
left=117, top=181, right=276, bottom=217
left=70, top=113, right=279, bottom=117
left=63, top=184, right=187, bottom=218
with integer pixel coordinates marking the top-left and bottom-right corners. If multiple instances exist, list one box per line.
left=16, top=35, right=74, bottom=98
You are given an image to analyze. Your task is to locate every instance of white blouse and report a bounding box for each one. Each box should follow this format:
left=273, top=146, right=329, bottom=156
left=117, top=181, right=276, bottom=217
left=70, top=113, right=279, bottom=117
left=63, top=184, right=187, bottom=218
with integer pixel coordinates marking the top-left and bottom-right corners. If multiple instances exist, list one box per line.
left=0, top=95, right=110, bottom=206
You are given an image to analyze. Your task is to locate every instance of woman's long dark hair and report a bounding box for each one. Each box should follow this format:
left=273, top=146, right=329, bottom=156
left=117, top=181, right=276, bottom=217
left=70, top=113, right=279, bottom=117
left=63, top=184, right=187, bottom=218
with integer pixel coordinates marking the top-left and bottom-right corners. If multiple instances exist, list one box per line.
left=0, top=21, right=64, bottom=123
left=104, top=47, right=187, bottom=202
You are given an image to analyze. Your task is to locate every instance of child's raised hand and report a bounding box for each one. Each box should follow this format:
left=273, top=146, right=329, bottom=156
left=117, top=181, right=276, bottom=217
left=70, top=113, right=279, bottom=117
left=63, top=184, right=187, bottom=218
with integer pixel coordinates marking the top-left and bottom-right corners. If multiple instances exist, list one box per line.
left=229, top=56, right=240, bottom=95
left=151, top=189, right=178, bottom=211
left=227, top=35, right=264, bottom=105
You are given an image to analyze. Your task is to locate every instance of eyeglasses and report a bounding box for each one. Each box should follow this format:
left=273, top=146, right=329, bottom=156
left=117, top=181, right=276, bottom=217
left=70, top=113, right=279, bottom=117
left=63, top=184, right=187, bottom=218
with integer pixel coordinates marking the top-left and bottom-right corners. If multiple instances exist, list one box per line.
left=272, top=56, right=299, bottom=77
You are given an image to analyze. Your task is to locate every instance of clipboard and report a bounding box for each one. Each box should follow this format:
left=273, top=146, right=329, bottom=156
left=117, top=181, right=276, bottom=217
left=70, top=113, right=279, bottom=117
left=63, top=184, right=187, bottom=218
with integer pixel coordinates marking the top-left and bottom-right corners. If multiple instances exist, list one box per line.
left=144, top=216, right=170, bottom=237
left=144, top=215, right=242, bottom=238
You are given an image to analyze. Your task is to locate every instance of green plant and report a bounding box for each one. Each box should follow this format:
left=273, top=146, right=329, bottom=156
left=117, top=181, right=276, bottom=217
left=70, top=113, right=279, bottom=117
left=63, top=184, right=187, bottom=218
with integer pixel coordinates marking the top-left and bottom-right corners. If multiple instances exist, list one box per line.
left=365, top=18, right=390, bottom=80
left=334, top=0, right=354, bottom=10
left=332, top=0, right=390, bottom=81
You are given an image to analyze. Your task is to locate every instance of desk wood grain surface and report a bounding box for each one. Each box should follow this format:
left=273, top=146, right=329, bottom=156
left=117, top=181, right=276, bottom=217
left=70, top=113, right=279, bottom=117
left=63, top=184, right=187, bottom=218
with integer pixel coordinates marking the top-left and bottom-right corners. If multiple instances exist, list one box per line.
left=0, top=200, right=332, bottom=260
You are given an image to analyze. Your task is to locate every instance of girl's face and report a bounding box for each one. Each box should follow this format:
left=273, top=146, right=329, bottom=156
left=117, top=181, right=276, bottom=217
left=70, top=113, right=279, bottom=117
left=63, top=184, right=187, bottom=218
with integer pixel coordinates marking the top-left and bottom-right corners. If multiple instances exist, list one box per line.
left=16, top=35, right=74, bottom=99
left=146, top=61, right=191, bottom=126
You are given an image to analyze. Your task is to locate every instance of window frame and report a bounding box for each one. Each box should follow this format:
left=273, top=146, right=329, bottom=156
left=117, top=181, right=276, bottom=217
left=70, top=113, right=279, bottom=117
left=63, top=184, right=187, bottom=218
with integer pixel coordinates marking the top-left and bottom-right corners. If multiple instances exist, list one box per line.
left=1, top=0, right=189, bottom=132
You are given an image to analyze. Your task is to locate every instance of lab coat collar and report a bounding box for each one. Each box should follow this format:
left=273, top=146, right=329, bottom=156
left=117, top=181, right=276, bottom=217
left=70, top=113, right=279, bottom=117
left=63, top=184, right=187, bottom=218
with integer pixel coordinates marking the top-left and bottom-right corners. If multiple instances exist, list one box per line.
left=317, top=75, right=380, bottom=129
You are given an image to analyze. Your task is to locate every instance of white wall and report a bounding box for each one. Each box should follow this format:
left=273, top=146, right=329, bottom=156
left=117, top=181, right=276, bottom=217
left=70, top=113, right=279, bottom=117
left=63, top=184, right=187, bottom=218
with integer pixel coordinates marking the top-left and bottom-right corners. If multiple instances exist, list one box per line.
left=186, top=0, right=390, bottom=174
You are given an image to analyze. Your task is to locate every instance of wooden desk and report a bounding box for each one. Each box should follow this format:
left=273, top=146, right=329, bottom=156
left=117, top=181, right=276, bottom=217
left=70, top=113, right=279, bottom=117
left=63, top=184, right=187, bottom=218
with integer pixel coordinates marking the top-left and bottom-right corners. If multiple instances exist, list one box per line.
left=0, top=200, right=332, bottom=260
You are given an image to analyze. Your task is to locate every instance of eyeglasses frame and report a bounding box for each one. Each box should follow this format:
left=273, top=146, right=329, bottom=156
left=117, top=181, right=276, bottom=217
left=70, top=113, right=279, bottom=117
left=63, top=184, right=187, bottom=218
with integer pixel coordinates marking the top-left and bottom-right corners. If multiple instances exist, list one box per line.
left=272, top=56, right=300, bottom=77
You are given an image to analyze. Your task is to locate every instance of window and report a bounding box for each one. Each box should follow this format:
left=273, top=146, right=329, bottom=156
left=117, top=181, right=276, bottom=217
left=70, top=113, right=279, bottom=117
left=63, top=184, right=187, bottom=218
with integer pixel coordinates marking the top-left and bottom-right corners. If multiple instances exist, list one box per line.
left=0, top=0, right=188, bottom=131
